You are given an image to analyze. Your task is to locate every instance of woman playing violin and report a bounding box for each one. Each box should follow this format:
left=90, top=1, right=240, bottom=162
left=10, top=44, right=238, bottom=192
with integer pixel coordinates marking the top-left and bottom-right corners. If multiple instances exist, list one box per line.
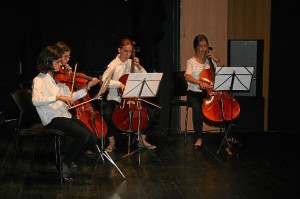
left=185, top=34, right=222, bottom=150
left=101, top=38, right=156, bottom=152
left=54, top=41, right=99, bottom=160
left=53, top=41, right=75, bottom=159
left=54, top=41, right=72, bottom=71
left=32, top=45, right=100, bottom=182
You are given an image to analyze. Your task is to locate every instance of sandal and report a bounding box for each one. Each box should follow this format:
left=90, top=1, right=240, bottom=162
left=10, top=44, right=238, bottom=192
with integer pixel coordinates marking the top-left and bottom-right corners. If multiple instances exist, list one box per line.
left=137, top=141, right=156, bottom=149
left=225, top=147, right=233, bottom=156
left=228, top=137, right=239, bottom=144
left=193, top=139, right=203, bottom=150
left=105, top=142, right=115, bottom=153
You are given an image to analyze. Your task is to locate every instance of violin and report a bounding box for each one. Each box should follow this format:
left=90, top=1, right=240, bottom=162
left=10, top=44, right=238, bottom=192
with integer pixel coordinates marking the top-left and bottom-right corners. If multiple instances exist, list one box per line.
left=54, top=66, right=102, bottom=85
left=54, top=66, right=107, bottom=138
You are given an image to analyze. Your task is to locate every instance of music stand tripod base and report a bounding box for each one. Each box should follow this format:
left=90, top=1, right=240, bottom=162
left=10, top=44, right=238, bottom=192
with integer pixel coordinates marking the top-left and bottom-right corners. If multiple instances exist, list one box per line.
left=120, top=73, right=163, bottom=166
left=213, top=66, right=253, bottom=155
left=217, top=123, right=232, bottom=154
left=91, top=145, right=126, bottom=179
left=89, top=77, right=126, bottom=183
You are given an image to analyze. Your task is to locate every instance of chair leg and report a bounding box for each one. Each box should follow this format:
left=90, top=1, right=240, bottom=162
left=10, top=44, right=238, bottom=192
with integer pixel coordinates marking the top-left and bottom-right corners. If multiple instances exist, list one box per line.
left=168, top=104, right=173, bottom=134
left=12, top=134, right=20, bottom=181
left=30, top=137, right=38, bottom=171
left=184, top=106, right=189, bottom=144
left=54, top=137, right=58, bottom=165
left=12, top=134, right=39, bottom=180
left=55, top=136, right=63, bottom=185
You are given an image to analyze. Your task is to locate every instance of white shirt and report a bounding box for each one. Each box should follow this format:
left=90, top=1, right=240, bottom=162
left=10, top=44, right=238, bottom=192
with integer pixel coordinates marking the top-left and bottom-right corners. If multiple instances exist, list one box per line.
left=185, top=57, right=217, bottom=92
left=101, top=54, right=146, bottom=102
left=32, top=72, right=88, bottom=126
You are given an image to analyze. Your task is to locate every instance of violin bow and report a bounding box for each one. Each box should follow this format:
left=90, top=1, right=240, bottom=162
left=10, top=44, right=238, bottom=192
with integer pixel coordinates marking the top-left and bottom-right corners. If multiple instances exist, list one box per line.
left=68, top=97, right=96, bottom=109
left=68, top=76, right=109, bottom=110
left=70, top=62, right=78, bottom=96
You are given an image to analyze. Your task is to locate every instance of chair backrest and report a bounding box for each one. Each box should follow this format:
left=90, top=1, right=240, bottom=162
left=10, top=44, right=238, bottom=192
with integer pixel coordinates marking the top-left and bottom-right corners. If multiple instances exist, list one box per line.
left=19, top=81, right=33, bottom=90
left=10, top=89, right=41, bottom=129
left=0, top=111, right=5, bottom=127
left=171, top=71, right=188, bottom=97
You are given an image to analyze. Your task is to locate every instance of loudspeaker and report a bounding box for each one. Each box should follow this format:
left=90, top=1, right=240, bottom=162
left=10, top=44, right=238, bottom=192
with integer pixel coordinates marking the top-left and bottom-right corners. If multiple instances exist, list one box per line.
left=234, top=96, right=264, bottom=133
left=228, top=40, right=263, bottom=97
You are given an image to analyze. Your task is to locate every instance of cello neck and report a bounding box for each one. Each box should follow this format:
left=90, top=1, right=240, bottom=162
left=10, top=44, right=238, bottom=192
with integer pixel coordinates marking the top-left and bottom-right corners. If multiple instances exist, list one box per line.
left=130, top=43, right=136, bottom=73
left=207, top=56, right=216, bottom=80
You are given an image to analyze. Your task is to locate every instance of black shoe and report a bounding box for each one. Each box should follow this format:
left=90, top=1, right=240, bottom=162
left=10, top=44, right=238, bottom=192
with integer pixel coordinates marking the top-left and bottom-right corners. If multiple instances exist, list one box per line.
left=63, top=176, right=75, bottom=182
left=84, top=150, right=96, bottom=155
left=70, top=161, right=78, bottom=168
left=62, top=163, right=75, bottom=182
left=62, top=163, right=70, bottom=176
left=84, top=149, right=98, bottom=158
left=57, top=162, right=75, bottom=182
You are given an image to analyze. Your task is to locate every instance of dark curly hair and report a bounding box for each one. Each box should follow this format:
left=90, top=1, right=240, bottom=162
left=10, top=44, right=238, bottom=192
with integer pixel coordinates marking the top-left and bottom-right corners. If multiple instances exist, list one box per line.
left=37, top=46, right=60, bottom=73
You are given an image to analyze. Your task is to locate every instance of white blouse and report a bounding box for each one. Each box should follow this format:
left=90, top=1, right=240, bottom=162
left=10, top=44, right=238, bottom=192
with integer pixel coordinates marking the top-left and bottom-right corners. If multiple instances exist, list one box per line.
left=32, top=72, right=87, bottom=126
left=101, top=54, right=146, bottom=102
left=185, top=57, right=217, bottom=92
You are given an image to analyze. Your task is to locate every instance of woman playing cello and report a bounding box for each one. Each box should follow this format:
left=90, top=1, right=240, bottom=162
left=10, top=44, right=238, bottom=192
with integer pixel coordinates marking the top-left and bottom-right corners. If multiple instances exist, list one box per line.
left=184, top=35, right=224, bottom=150
left=101, top=38, right=156, bottom=152
left=185, top=35, right=239, bottom=155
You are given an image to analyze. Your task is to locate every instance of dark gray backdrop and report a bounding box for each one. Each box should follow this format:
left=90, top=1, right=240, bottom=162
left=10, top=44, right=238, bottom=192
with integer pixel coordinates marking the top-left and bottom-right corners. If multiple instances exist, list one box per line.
left=0, top=0, right=298, bottom=132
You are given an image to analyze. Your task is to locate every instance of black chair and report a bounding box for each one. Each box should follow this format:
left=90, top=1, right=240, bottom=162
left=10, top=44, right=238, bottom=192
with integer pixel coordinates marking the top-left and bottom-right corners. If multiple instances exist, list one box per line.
left=19, top=80, right=33, bottom=90
left=10, top=89, right=65, bottom=185
left=168, top=71, right=191, bottom=143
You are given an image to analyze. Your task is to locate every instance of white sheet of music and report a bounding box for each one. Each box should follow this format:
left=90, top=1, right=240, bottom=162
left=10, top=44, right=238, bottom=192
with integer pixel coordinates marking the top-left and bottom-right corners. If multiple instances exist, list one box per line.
left=122, top=73, right=163, bottom=98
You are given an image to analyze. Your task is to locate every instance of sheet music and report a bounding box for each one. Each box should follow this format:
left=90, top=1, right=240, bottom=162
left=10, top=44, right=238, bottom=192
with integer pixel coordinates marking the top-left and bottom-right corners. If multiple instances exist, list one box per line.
left=122, top=73, right=163, bottom=98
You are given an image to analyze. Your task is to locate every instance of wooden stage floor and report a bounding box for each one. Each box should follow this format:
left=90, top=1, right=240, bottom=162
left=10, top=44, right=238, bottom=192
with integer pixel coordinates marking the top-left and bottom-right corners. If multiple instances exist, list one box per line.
left=0, top=122, right=299, bottom=199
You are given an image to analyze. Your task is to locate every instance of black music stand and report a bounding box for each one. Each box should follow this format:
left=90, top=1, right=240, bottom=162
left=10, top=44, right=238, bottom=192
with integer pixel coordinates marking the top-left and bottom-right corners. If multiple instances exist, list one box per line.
left=89, top=76, right=126, bottom=182
left=121, top=73, right=163, bottom=166
left=213, top=66, right=254, bottom=154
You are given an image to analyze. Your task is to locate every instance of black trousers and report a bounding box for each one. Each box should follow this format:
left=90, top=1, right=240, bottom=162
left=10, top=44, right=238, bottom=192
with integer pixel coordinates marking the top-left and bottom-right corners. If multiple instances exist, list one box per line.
left=187, top=90, right=206, bottom=140
left=45, top=116, right=98, bottom=166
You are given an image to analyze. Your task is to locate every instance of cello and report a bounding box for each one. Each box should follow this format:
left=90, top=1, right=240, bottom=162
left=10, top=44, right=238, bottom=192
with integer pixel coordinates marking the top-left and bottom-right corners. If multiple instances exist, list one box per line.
left=54, top=66, right=108, bottom=138
left=200, top=51, right=240, bottom=126
left=112, top=42, right=149, bottom=132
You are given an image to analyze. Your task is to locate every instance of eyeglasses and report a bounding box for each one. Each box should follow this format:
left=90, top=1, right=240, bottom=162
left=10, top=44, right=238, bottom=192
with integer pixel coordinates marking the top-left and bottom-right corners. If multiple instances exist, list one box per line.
left=63, top=55, right=71, bottom=60
left=53, top=59, right=62, bottom=64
